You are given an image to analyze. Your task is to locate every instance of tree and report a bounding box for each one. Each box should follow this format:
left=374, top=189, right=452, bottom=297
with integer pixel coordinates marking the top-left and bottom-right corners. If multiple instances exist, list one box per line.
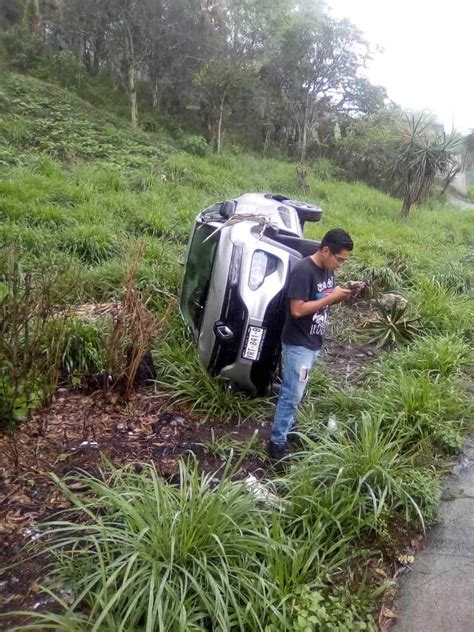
left=195, top=60, right=260, bottom=154
left=391, top=115, right=459, bottom=218
left=336, top=108, right=402, bottom=191
left=261, top=12, right=380, bottom=160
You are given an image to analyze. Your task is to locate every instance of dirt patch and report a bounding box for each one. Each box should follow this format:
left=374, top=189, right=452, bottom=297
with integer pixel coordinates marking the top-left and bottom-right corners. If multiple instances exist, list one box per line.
left=323, top=339, right=377, bottom=386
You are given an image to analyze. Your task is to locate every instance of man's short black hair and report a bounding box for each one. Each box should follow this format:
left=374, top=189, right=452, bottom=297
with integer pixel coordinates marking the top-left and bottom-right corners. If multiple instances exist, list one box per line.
left=321, top=228, right=353, bottom=254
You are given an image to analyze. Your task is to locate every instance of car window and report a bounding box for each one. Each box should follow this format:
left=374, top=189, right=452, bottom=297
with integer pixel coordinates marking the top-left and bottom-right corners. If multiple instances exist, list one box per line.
left=181, top=223, right=219, bottom=336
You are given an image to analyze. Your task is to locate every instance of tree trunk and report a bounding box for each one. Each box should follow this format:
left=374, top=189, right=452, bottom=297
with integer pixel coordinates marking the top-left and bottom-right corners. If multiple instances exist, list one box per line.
left=125, top=28, right=138, bottom=128
left=27, top=0, right=41, bottom=34
left=262, top=129, right=271, bottom=156
left=129, top=66, right=138, bottom=128
left=93, top=36, right=103, bottom=75
left=300, top=95, right=310, bottom=162
left=441, top=164, right=461, bottom=194
left=217, top=96, right=225, bottom=155
left=152, top=79, right=160, bottom=110
left=401, top=195, right=411, bottom=218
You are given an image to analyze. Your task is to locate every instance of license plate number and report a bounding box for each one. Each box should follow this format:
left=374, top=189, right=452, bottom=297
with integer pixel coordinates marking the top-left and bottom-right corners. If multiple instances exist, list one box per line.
left=242, top=326, right=266, bottom=361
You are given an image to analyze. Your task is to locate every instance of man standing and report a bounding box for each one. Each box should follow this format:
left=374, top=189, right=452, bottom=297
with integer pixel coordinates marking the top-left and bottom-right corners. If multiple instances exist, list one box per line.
left=268, top=228, right=354, bottom=460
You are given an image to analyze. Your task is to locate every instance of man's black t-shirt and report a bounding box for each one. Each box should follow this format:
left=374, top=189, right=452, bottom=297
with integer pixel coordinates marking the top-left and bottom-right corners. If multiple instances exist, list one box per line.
left=281, top=257, right=335, bottom=350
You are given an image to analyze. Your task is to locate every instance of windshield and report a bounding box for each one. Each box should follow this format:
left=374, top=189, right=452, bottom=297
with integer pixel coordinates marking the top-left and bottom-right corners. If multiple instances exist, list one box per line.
left=180, top=223, right=219, bottom=337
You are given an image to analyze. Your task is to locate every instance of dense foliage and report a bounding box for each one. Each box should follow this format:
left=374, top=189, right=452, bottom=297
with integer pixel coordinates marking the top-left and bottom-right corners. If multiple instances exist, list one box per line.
left=1, top=0, right=388, bottom=160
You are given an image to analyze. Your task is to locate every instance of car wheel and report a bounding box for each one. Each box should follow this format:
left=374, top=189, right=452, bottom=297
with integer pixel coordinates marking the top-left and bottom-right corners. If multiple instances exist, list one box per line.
left=284, top=199, right=320, bottom=212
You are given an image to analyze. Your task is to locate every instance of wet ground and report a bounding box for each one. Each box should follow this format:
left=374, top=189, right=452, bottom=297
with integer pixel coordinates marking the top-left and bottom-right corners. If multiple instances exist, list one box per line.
left=394, top=437, right=474, bottom=632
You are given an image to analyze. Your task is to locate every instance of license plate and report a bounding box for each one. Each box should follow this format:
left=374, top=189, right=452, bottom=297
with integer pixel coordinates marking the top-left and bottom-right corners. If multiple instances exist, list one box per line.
left=242, top=326, right=266, bottom=361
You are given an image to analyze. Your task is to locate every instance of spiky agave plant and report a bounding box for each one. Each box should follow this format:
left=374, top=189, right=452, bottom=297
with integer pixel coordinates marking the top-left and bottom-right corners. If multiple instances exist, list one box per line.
left=361, top=300, right=421, bottom=347
left=391, top=114, right=460, bottom=218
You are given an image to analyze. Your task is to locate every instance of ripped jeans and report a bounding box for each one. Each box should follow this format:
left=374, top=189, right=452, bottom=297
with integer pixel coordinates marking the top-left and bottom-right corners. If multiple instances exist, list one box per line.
left=270, top=343, right=320, bottom=445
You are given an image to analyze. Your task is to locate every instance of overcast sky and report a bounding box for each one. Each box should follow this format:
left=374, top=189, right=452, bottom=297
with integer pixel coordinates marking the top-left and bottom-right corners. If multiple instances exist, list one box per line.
left=327, top=0, right=473, bottom=133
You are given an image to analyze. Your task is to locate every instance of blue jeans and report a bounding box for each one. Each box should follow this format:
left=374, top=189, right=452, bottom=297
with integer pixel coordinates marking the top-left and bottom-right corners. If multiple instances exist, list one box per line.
left=270, top=343, right=320, bottom=445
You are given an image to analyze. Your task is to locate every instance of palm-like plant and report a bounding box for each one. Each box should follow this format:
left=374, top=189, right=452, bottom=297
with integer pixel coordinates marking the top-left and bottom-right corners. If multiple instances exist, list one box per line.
left=391, top=115, right=460, bottom=217
left=361, top=300, right=421, bottom=347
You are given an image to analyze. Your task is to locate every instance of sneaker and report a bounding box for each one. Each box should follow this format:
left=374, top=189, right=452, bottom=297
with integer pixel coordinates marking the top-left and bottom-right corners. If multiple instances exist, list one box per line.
left=287, top=430, right=304, bottom=447
left=267, top=441, right=286, bottom=461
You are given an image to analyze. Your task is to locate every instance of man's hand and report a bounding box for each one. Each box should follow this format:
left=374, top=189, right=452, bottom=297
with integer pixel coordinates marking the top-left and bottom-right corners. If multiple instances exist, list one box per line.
left=329, top=286, right=352, bottom=304
left=347, top=280, right=366, bottom=295
left=290, top=286, right=351, bottom=318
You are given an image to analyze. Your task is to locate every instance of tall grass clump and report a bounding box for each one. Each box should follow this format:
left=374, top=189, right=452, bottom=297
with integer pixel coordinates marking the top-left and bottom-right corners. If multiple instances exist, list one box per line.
left=280, top=414, right=436, bottom=530
left=410, top=277, right=474, bottom=341
left=366, top=369, right=471, bottom=453
left=55, top=317, right=109, bottom=384
left=155, top=339, right=270, bottom=423
left=11, top=460, right=283, bottom=631
left=383, top=334, right=472, bottom=378
left=59, top=225, right=121, bottom=264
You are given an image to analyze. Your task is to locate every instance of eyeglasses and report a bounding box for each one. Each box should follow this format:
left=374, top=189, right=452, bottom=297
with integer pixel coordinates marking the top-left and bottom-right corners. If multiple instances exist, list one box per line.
left=330, top=251, right=349, bottom=265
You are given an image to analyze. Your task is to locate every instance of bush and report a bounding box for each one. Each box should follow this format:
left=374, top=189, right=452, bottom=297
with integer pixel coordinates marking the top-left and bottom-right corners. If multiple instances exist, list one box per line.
left=179, top=134, right=210, bottom=157
left=0, top=256, right=77, bottom=428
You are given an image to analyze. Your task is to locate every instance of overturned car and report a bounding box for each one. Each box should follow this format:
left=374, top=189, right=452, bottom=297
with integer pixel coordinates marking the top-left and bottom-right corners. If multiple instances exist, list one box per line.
left=180, top=193, right=323, bottom=395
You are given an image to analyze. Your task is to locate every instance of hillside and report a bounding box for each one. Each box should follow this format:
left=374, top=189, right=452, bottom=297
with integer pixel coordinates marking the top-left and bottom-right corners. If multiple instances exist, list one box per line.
left=1, top=71, right=473, bottom=630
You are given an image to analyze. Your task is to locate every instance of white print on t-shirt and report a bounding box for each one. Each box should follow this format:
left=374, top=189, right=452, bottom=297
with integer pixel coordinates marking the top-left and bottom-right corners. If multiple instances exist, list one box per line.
left=310, top=311, right=328, bottom=336
left=317, top=277, right=334, bottom=293
left=310, top=278, right=333, bottom=337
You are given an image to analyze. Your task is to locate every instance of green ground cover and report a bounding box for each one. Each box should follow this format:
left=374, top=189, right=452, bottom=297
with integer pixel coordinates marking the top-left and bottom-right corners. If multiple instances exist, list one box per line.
left=1, top=71, right=473, bottom=630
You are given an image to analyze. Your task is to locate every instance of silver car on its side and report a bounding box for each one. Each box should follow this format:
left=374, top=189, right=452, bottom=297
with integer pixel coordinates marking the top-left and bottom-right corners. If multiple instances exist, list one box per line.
left=180, top=193, right=323, bottom=395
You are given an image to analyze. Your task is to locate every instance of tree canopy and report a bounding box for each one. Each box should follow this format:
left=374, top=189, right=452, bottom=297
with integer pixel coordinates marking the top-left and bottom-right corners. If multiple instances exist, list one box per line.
left=1, top=0, right=388, bottom=156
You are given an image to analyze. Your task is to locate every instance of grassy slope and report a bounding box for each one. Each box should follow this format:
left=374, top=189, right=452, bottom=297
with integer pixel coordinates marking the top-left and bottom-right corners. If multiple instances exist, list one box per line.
left=1, top=70, right=474, bottom=629
left=1, top=69, right=472, bottom=408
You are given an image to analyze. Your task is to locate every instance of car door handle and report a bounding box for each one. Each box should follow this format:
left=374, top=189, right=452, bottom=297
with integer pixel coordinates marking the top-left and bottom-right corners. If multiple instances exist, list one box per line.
left=215, top=324, right=234, bottom=340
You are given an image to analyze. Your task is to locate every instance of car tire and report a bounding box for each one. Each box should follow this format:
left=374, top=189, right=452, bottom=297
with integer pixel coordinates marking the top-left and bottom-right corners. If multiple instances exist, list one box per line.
left=284, top=199, right=320, bottom=212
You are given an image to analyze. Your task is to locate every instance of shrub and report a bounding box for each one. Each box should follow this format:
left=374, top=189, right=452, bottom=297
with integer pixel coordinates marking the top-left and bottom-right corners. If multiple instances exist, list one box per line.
left=180, top=134, right=210, bottom=157
left=0, top=256, right=77, bottom=428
